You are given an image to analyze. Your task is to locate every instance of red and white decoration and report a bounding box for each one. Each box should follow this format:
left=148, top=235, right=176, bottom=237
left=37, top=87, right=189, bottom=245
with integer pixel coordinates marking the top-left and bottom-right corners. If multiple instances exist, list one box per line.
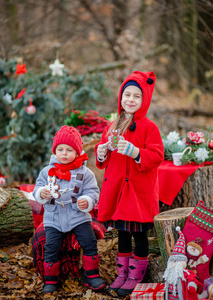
left=26, top=98, right=36, bottom=115
left=0, top=174, right=8, bottom=186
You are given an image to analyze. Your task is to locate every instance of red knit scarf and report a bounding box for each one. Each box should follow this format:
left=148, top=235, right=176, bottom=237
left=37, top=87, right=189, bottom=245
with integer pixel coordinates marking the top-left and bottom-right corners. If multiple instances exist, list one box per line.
left=48, top=153, right=88, bottom=181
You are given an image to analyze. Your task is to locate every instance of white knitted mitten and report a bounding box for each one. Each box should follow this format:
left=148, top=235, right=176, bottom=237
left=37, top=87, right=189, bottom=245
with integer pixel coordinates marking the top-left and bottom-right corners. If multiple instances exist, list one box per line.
left=117, top=139, right=139, bottom=159
left=97, top=141, right=110, bottom=161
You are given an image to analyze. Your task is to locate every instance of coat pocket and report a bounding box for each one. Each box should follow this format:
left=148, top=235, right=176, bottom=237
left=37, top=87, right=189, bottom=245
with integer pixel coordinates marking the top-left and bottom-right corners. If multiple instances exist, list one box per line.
left=71, top=201, right=80, bottom=212
left=44, top=203, right=57, bottom=220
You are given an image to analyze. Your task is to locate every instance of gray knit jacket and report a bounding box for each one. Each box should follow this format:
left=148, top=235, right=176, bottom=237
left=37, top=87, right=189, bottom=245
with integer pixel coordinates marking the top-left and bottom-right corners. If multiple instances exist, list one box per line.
left=33, top=155, right=99, bottom=233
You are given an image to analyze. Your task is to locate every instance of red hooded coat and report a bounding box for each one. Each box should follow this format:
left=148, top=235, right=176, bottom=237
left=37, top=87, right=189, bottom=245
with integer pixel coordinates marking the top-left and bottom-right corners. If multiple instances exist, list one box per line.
left=95, top=71, right=164, bottom=223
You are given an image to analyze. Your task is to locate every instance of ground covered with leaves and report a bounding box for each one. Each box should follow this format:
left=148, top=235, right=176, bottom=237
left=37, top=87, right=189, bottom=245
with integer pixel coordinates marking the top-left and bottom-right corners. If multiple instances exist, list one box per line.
left=0, top=231, right=130, bottom=300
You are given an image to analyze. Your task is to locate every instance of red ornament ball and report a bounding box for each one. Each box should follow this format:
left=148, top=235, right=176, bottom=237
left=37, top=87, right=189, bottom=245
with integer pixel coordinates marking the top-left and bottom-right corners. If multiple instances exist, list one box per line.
left=209, top=140, right=213, bottom=149
left=26, top=104, right=36, bottom=115
left=0, top=176, right=6, bottom=185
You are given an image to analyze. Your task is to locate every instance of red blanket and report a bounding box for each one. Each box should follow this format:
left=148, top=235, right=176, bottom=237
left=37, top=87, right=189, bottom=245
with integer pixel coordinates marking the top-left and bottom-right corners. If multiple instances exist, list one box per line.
left=31, top=218, right=106, bottom=279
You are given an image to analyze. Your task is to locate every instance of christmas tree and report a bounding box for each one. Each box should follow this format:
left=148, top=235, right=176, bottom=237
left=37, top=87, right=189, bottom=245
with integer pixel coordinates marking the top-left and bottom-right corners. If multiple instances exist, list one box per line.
left=0, top=58, right=111, bottom=183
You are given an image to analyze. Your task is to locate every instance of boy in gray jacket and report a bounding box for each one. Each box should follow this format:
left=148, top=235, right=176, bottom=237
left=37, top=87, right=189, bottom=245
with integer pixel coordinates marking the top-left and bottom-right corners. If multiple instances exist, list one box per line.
left=33, top=125, right=105, bottom=294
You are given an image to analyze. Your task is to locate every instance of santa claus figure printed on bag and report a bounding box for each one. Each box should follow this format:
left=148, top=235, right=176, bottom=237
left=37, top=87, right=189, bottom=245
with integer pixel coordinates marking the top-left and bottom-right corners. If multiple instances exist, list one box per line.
left=163, top=227, right=203, bottom=300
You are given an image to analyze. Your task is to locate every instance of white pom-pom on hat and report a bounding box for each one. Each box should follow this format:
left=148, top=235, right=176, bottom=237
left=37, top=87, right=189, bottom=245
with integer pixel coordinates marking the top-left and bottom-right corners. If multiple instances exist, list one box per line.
left=176, top=226, right=181, bottom=232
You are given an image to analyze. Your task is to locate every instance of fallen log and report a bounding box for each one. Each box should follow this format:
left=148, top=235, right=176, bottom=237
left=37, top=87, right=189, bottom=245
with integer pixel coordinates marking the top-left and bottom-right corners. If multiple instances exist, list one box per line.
left=0, top=188, right=34, bottom=246
left=154, top=207, right=194, bottom=267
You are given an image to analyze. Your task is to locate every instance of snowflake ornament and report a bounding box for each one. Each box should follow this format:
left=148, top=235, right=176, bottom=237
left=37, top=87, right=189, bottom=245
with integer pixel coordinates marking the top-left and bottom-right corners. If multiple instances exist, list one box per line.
left=3, top=93, right=12, bottom=104
left=207, top=238, right=213, bottom=245
left=49, top=59, right=64, bottom=76
left=195, top=148, right=209, bottom=162
left=167, top=131, right=180, bottom=143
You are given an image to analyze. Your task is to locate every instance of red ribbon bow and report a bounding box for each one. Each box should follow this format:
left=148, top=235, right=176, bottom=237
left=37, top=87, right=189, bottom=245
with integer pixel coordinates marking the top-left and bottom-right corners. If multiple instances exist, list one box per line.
left=135, top=283, right=164, bottom=300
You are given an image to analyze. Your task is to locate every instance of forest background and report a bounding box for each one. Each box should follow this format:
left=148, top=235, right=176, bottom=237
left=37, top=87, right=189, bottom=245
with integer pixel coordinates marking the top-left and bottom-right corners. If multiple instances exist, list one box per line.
left=0, top=0, right=213, bottom=185
left=0, top=1, right=213, bottom=298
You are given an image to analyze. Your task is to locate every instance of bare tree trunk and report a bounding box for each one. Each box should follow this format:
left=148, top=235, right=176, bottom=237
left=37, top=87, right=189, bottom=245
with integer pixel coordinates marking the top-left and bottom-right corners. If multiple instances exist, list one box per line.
left=79, top=0, right=129, bottom=60
left=197, top=1, right=213, bottom=91
left=156, top=0, right=213, bottom=91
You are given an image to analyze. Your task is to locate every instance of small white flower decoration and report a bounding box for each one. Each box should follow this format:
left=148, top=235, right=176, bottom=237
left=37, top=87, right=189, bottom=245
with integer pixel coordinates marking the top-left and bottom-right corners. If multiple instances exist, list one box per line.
left=3, top=93, right=12, bottom=104
left=49, top=59, right=64, bottom=76
left=167, top=131, right=180, bottom=143
left=177, top=140, right=186, bottom=147
left=195, top=148, right=209, bottom=162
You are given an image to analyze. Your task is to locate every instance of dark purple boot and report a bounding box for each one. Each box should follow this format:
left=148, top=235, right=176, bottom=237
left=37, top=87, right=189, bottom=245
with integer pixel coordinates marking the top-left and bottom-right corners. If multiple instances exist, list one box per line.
left=82, top=254, right=106, bottom=290
left=43, top=261, right=60, bottom=294
left=117, top=257, right=148, bottom=297
left=106, top=255, right=130, bottom=296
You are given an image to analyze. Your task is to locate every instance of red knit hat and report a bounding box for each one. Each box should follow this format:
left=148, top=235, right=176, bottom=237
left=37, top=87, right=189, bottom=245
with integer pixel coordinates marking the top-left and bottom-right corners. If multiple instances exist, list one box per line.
left=169, top=226, right=187, bottom=261
left=52, top=126, right=83, bottom=155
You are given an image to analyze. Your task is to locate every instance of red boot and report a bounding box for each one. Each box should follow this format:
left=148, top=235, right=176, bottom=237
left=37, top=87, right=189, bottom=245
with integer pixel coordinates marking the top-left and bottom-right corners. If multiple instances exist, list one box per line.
left=43, top=261, right=60, bottom=294
left=82, top=254, right=106, bottom=290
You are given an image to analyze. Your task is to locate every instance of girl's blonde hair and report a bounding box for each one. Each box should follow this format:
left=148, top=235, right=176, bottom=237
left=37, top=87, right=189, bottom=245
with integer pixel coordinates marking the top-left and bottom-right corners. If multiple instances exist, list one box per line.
left=108, top=110, right=133, bottom=135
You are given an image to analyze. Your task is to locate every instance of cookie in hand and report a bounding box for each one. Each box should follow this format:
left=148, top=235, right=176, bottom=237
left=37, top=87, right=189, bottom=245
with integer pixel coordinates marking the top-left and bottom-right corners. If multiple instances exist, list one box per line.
left=46, top=176, right=61, bottom=199
left=108, top=129, right=124, bottom=151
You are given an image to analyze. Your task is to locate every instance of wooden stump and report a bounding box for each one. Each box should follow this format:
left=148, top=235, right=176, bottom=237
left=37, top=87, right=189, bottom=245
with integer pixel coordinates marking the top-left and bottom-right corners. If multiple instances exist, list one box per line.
left=0, top=188, right=34, bottom=246
left=160, top=164, right=213, bottom=212
left=154, top=207, right=193, bottom=267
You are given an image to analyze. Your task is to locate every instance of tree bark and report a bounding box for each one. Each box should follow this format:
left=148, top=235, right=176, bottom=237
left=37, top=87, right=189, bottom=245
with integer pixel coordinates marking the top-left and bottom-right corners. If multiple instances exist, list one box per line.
left=0, top=188, right=34, bottom=246
left=160, top=164, right=213, bottom=212
left=154, top=207, right=194, bottom=267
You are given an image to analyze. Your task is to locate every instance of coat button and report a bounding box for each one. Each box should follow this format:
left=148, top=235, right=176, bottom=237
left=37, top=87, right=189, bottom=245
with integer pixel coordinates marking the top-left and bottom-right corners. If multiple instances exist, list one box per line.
left=104, top=178, right=107, bottom=181
left=125, top=178, right=128, bottom=181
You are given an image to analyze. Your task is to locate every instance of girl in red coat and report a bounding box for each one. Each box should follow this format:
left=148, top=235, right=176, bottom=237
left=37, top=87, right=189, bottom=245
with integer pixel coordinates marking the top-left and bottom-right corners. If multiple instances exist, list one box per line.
left=95, top=71, right=164, bottom=297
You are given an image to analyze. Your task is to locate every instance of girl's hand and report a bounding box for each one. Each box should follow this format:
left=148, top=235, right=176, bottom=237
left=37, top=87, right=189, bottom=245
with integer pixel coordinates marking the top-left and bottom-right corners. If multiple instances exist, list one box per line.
left=40, top=188, right=52, bottom=200
left=117, top=139, right=139, bottom=159
left=97, top=141, right=110, bottom=160
left=77, top=198, right=88, bottom=210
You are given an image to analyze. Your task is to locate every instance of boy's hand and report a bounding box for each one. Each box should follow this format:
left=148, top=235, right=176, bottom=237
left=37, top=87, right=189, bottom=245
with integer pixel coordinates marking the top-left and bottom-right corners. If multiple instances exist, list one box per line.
left=40, top=188, right=52, bottom=200
left=77, top=198, right=88, bottom=210
left=97, top=141, right=110, bottom=160
left=117, top=139, right=139, bottom=159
